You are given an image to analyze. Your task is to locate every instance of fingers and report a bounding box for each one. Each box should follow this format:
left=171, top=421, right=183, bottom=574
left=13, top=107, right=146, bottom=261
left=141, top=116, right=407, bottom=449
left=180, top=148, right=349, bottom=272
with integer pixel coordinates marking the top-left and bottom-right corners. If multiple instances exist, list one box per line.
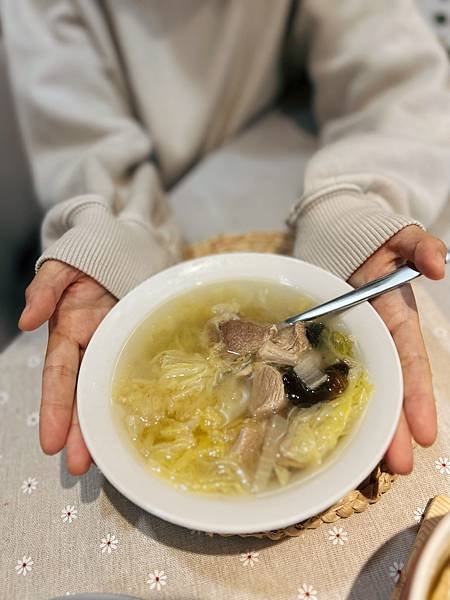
left=394, top=309, right=437, bottom=447
left=42, top=336, right=92, bottom=475
left=19, top=260, right=79, bottom=331
left=373, top=285, right=437, bottom=458
left=40, top=328, right=80, bottom=455
left=386, top=286, right=436, bottom=447
left=390, top=226, right=447, bottom=280
left=384, top=410, right=413, bottom=475
left=66, top=402, right=92, bottom=475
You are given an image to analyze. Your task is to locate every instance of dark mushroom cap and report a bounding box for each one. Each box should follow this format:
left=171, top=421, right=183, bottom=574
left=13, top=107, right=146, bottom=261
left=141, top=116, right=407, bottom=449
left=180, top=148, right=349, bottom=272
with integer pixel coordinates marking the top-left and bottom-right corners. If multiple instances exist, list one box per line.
left=283, top=361, right=349, bottom=407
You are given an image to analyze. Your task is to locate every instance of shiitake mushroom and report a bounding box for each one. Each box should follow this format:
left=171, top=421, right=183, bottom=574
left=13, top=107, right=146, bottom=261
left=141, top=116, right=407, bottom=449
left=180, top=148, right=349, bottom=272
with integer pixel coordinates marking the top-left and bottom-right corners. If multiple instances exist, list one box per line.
left=282, top=361, right=349, bottom=407
left=305, top=322, right=325, bottom=347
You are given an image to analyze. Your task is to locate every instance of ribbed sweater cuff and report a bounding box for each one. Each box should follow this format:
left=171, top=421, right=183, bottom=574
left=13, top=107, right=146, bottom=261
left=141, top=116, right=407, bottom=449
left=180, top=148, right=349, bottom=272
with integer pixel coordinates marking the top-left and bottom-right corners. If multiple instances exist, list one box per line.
left=36, top=201, right=179, bottom=299
left=289, top=186, right=424, bottom=280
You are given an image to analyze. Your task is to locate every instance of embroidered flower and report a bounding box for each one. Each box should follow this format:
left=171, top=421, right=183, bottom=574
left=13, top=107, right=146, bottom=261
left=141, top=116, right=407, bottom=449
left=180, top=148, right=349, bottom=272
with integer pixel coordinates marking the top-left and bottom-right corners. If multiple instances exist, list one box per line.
left=328, top=526, right=348, bottom=546
left=147, top=570, right=167, bottom=591
left=414, top=506, right=425, bottom=523
left=26, top=412, right=39, bottom=427
left=15, top=556, right=33, bottom=576
left=0, top=390, right=9, bottom=405
left=100, top=533, right=118, bottom=554
left=435, top=457, right=450, bottom=475
left=297, top=583, right=318, bottom=600
left=21, top=477, right=38, bottom=495
left=388, top=561, right=404, bottom=583
left=61, top=505, right=77, bottom=524
left=27, top=354, right=41, bottom=368
left=239, top=550, right=259, bottom=567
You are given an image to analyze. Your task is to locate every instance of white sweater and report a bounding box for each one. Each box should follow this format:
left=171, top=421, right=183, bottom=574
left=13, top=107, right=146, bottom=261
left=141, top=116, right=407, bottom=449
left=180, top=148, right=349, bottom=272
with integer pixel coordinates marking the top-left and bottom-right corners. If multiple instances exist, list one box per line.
left=2, top=0, right=449, bottom=298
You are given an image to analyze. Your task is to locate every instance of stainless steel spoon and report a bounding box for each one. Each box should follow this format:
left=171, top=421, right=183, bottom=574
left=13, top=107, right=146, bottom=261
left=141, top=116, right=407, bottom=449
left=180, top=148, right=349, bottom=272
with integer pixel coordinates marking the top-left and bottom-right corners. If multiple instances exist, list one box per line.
left=282, top=250, right=450, bottom=326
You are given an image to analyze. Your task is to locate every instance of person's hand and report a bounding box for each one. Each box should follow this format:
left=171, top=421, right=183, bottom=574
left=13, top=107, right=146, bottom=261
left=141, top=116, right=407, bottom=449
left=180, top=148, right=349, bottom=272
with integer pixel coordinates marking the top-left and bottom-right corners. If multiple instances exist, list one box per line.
left=19, top=260, right=116, bottom=475
left=349, top=225, right=447, bottom=474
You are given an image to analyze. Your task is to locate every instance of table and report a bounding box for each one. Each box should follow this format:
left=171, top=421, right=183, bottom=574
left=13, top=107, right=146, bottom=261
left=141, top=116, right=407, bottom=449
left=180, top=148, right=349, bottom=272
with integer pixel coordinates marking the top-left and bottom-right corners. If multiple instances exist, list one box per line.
left=2, top=110, right=450, bottom=600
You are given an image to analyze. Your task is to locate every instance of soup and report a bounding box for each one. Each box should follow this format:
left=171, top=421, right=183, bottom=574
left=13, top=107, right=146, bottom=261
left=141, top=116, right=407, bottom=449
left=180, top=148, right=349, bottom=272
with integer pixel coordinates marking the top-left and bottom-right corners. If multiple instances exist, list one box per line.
left=430, top=559, right=450, bottom=600
left=112, top=280, right=372, bottom=495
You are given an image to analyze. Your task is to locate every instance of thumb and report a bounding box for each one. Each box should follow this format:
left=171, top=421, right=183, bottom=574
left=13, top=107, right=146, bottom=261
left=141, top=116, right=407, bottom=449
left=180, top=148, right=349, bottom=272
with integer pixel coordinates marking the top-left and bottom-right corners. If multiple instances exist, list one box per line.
left=389, top=226, right=447, bottom=280
left=19, top=260, right=80, bottom=331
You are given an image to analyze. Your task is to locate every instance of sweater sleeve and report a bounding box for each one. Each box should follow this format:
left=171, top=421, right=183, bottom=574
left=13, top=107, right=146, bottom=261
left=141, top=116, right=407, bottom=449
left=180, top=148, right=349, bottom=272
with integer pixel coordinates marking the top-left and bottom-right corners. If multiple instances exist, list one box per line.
left=289, top=0, right=450, bottom=280
left=1, top=0, right=182, bottom=299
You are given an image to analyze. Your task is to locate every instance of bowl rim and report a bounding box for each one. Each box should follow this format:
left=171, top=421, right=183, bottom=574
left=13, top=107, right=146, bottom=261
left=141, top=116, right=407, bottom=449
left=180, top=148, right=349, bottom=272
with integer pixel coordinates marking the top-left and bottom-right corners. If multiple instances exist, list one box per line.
left=77, top=252, right=403, bottom=534
left=408, top=511, right=450, bottom=597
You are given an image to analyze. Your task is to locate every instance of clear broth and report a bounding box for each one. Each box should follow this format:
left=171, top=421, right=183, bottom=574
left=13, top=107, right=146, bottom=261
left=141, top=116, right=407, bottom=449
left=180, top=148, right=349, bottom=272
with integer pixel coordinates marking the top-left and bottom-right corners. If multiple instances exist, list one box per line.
left=112, top=279, right=371, bottom=496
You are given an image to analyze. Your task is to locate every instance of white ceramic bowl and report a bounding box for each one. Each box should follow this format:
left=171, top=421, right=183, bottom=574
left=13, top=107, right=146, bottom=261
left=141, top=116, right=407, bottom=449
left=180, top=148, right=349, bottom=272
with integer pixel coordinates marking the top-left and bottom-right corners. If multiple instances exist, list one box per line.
left=407, top=512, right=450, bottom=598
left=78, top=253, right=403, bottom=534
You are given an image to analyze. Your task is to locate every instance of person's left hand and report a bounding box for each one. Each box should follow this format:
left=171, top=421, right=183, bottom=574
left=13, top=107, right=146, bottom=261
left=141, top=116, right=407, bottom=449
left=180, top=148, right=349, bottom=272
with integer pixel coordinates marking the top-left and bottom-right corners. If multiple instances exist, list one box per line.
left=349, top=225, right=447, bottom=474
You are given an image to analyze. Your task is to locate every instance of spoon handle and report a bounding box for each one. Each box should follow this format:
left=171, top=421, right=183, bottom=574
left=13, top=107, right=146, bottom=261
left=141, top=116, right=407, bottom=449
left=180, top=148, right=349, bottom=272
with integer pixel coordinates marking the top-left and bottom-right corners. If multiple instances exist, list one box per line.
left=283, top=250, right=450, bottom=325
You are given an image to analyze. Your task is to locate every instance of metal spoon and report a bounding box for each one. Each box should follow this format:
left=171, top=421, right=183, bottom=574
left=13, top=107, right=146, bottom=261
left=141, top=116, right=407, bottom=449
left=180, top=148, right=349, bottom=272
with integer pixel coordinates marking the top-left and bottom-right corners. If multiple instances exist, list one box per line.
left=282, top=250, right=450, bottom=326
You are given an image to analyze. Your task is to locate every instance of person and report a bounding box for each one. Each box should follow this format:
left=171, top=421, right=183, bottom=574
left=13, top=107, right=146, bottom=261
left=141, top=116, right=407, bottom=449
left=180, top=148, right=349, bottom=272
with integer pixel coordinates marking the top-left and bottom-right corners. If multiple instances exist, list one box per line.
left=2, top=1, right=449, bottom=477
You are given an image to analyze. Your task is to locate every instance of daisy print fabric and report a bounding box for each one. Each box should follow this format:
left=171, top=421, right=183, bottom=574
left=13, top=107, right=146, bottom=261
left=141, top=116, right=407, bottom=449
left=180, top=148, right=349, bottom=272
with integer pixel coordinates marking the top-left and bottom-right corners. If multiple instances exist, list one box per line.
left=239, top=551, right=259, bottom=567
left=15, top=557, right=33, bottom=577
left=297, top=583, right=318, bottom=600
left=26, top=412, right=39, bottom=427
left=61, top=506, right=77, bottom=524
left=21, top=477, right=38, bottom=495
left=328, top=526, right=348, bottom=546
left=26, top=354, right=41, bottom=369
left=414, top=507, right=425, bottom=523
left=100, top=534, right=118, bottom=554
left=388, top=561, right=404, bottom=584
left=435, top=457, right=450, bottom=475
left=147, top=570, right=167, bottom=591
left=3, top=291, right=450, bottom=600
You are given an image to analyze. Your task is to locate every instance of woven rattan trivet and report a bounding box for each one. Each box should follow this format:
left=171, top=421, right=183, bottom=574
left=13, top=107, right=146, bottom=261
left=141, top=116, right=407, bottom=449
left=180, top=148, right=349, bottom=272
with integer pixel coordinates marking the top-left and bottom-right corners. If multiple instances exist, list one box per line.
left=184, top=230, right=396, bottom=540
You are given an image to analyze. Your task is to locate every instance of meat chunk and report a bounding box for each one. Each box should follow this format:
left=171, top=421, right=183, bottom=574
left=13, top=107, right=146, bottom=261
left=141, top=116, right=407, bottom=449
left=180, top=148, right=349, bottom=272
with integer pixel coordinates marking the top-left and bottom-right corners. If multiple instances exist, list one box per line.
left=205, top=304, right=240, bottom=344
left=219, top=319, right=276, bottom=355
left=232, top=420, right=267, bottom=472
left=257, top=323, right=309, bottom=366
left=249, top=364, right=288, bottom=419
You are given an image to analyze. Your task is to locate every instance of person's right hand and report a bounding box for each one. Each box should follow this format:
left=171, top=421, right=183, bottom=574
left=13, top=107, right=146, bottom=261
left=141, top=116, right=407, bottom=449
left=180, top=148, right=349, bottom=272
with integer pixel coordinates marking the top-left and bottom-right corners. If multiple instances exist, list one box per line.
left=19, top=260, right=116, bottom=475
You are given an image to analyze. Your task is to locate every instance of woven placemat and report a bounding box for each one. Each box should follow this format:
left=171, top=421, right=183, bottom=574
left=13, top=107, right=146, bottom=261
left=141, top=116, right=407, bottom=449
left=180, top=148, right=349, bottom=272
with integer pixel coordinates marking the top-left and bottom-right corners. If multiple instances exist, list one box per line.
left=184, top=231, right=396, bottom=540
